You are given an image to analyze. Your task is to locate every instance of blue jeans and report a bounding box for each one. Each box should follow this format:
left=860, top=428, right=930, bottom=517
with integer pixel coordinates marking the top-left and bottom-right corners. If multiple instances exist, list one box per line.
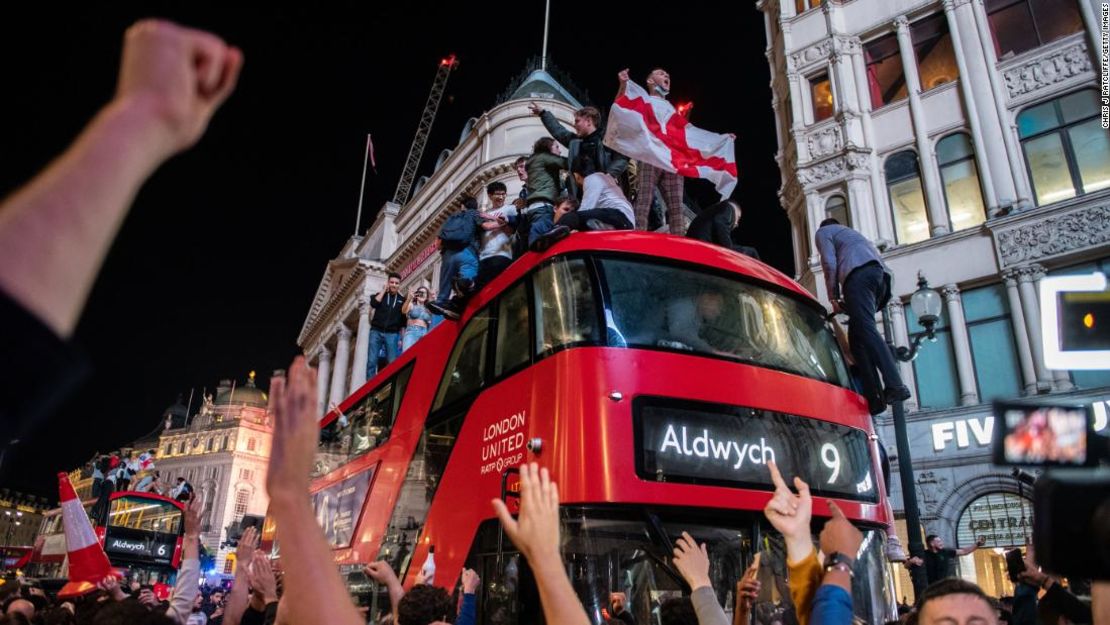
left=436, top=247, right=479, bottom=305
left=402, top=325, right=427, bottom=351
left=527, top=205, right=556, bottom=246
left=367, top=329, right=400, bottom=379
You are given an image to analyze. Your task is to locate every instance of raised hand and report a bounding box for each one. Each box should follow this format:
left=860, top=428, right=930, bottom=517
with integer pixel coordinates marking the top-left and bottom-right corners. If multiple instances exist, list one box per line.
left=491, top=463, right=562, bottom=562
left=116, top=20, right=243, bottom=159
left=461, top=568, right=480, bottom=594
left=364, top=561, right=400, bottom=587
left=528, top=102, right=544, bottom=116
left=236, top=526, right=258, bottom=564
left=763, top=461, right=813, bottom=562
left=672, top=532, right=713, bottom=592
left=266, top=358, right=320, bottom=504
left=248, top=551, right=279, bottom=604
left=184, top=497, right=202, bottom=539
left=818, top=501, right=863, bottom=559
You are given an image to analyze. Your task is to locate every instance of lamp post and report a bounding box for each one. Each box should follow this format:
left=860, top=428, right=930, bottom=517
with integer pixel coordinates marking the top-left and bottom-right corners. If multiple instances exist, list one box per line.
left=880, top=272, right=942, bottom=598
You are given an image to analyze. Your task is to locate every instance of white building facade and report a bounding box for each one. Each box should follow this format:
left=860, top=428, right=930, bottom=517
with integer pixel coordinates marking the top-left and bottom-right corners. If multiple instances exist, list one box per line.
left=760, top=0, right=1109, bottom=600
left=299, top=68, right=584, bottom=414
left=154, top=374, right=274, bottom=576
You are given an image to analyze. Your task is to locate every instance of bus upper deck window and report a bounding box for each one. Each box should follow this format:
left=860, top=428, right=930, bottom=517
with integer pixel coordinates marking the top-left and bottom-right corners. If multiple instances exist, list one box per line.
left=532, top=258, right=600, bottom=355
left=598, top=258, right=850, bottom=387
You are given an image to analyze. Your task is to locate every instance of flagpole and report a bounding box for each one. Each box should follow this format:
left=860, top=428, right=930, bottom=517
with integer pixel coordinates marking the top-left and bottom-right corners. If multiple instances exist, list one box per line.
left=354, top=134, right=372, bottom=236
left=541, top=0, right=551, bottom=71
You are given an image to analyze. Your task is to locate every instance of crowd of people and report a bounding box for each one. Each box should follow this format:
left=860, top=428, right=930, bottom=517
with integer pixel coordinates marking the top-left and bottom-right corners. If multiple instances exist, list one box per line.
left=0, top=16, right=1102, bottom=625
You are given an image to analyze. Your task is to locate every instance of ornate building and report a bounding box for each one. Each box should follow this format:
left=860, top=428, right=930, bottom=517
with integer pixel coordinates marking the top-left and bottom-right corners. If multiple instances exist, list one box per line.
left=760, top=0, right=1108, bottom=600
left=153, top=373, right=274, bottom=575
left=299, top=65, right=585, bottom=415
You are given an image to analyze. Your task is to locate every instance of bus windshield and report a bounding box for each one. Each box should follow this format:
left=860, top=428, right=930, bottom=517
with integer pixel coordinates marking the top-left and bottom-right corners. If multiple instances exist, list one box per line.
left=598, top=257, right=850, bottom=387
left=107, top=496, right=183, bottom=534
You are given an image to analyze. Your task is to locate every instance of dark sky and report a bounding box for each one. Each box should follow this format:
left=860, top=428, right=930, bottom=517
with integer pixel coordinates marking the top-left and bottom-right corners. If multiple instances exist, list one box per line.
left=0, top=2, right=787, bottom=499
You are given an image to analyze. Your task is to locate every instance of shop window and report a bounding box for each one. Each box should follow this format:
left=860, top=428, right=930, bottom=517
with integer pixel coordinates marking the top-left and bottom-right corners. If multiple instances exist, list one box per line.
left=911, top=14, right=959, bottom=91
left=963, top=285, right=1023, bottom=401
left=986, top=0, right=1084, bottom=60
left=936, top=133, right=986, bottom=230
left=864, top=33, right=907, bottom=108
left=825, top=194, right=849, bottom=226
left=885, top=151, right=930, bottom=244
left=907, top=299, right=960, bottom=409
left=1019, top=90, right=1110, bottom=206
left=1049, top=258, right=1110, bottom=389
left=810, top=73, right=834, bottom=123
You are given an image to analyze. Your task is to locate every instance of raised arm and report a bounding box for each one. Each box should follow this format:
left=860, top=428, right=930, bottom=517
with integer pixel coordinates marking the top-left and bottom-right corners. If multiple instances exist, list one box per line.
left=221, top=526, right=257, bottom=625
left=955, top=536, right=985, bottom=557
left=165, top=498, right=203, bottom=625
left=492, top=463, right=590, bottom=625
left=531, top=106, right=575, bottom=148
left=266, top=358, right=364, bottom=625
left=616, top=68, right=630, bottom=99
left=810, top=502, right=861, bottom=625
left=365, top=560, right=405, bottom=624
left=763, top=462, right=819, bottom=625
left=672, top=532, right=730, bottom=625
left=0, top=20, right=241, bottom=338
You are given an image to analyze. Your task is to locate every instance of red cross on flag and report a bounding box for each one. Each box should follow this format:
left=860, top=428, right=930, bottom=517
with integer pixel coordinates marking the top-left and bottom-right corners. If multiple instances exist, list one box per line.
left=56, top=472, right=114, bottom=598
left=605, top=79, right=738, bottom=197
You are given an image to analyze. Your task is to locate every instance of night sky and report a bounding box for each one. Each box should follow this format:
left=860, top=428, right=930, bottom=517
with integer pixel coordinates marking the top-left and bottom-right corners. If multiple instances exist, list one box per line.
left=0, top=2, right=788, bottom=499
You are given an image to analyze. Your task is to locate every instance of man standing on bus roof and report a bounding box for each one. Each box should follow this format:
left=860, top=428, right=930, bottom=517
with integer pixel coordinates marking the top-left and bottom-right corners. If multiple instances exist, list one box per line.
left=815, top=218, right=910, bottom=415
left=368, top=272, right=406, bottom=379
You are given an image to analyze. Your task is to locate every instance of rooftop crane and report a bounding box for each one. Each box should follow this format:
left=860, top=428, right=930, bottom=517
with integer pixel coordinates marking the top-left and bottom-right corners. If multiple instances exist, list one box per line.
left=392, top=54, right=459, bottom=206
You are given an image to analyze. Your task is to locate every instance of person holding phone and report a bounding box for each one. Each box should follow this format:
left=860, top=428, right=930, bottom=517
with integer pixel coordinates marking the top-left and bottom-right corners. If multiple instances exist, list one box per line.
left=905, top=534, right=986, bottom=584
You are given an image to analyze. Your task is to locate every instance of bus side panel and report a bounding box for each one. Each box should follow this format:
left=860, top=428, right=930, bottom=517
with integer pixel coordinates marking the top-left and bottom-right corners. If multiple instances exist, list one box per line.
left=308, top=325, right=458, bottom=565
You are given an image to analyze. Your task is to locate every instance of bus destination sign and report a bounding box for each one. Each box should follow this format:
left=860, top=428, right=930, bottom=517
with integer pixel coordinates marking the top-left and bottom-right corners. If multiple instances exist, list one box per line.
left=635, top=398, right=878, bottom=503
left=104, top=533, right=175, bottom=565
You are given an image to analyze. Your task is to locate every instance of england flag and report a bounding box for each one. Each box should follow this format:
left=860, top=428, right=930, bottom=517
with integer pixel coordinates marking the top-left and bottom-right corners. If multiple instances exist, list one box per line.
left=604, top=79, right=738, bottom=197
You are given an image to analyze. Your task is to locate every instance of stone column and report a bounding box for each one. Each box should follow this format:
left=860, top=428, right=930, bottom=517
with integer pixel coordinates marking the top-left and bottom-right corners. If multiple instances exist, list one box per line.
left=1017, top=265, right=1053, bottom=391
left=328, top=325, right=352, bottom=409
left=350, top=298, right=372, bottom=391
left=942, top=284, right=980, bottom=405
left=1002, top=269, right=1040, bottom=395
left=894, top=16, right=950, bottom=237
left=315, top=346, right=332, bottom=420
left=941, top=0, right=999, bottom=214
left=887, top=300, right=919, bottom=411
left=969, top=0, right=1033, bottom=209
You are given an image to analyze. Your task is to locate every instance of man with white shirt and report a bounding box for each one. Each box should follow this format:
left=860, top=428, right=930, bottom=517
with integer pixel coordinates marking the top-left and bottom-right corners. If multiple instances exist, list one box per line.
left=475, top=181, right=515, bottom=289
left=529, top=155, right=635, bottom=250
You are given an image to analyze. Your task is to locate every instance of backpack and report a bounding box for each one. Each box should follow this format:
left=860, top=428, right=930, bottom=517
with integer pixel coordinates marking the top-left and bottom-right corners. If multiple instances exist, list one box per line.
left=438, top=210, right=478, bottom=249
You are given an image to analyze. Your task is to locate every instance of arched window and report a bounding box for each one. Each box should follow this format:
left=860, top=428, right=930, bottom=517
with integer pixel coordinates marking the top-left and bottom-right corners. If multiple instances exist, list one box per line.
left=936, top=134, right=986, bottom=231
left=233, top=489, right=250, bottom=521
left=885, top=151, right=930, bottom=244
left=459, top=117, right=478, bottom=144
left=433, top=149, right=453, bottom=172
left=1018, top=90, right=1110, bottom=206
left=824, top=195, right=849, bottom=226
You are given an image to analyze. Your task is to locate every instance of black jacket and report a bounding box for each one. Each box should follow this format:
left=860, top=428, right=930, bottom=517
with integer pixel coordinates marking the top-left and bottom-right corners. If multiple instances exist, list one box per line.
left=685, top=201, right=761, bottom=260
left=370, top=292, right=405, bottom=332
left=539, top=110, right=629, bottom=198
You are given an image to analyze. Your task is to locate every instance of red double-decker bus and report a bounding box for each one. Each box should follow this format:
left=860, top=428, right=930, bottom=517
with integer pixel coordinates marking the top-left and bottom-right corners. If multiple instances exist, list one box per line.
left=29, top=492, right=185, bottom=586
left=281, top=232, right=897, bottom=624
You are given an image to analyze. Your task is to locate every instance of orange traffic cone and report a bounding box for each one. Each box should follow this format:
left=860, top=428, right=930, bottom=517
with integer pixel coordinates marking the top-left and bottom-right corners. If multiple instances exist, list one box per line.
left=56, top=472, right=114, bottom=599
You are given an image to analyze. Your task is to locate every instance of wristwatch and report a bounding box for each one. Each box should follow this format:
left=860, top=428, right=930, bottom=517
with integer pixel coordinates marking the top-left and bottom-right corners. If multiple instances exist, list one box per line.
left=823, top=552, right=855, bottom=577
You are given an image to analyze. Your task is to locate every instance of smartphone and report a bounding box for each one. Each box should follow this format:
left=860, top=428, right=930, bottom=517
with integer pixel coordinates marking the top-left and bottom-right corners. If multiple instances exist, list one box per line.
left=992, top=400, right=1093, bottom=467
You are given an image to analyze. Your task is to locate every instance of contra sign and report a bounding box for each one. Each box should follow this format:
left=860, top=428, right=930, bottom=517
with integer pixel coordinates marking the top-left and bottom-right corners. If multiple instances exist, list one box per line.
left=636, top=398, right=877, bottom=503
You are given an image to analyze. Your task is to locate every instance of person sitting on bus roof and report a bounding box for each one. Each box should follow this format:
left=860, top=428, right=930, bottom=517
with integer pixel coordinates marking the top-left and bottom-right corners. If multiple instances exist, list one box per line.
left=685, top=200, right=761, bottom=260
left=528, top=102, right=630, bottom=201
left=521, top=137, right=568, bottom=252
left=134, top=471, right=162, bottom=494
left=170, top=478, right=193, bottom=503
left=815, top=219, right=910, bottom=415
left=554, top=155, right=635, bottom=233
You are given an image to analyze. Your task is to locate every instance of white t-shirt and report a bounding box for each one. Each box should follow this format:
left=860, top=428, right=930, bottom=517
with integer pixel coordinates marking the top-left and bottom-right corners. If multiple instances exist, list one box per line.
left=580, top=173, right=634, bottom=225
left=479, top=206, right=515, bottom=260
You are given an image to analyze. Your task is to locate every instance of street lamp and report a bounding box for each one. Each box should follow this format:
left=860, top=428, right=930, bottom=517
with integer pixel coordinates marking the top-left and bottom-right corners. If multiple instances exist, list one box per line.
left=881, top=271, right=942, bottom=598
